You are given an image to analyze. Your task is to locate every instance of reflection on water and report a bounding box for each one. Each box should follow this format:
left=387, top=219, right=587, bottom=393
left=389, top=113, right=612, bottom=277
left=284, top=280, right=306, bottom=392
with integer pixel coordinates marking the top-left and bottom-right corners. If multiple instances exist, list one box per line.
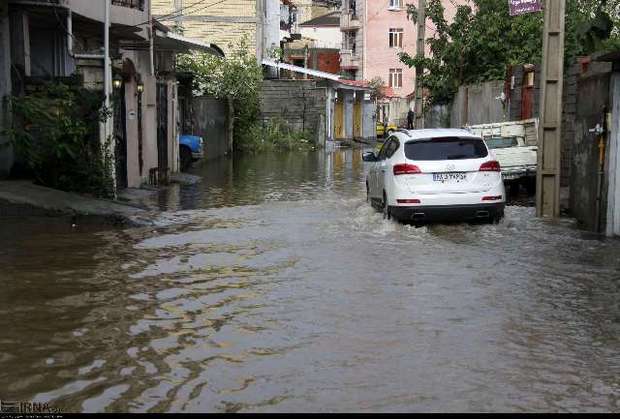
left=1, top=148, right=620, bottom=413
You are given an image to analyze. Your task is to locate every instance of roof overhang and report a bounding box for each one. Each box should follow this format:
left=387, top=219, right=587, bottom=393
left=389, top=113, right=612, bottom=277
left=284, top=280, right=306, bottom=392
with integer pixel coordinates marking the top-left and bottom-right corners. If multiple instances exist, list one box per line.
left=154, top=30, right=225, bottom=57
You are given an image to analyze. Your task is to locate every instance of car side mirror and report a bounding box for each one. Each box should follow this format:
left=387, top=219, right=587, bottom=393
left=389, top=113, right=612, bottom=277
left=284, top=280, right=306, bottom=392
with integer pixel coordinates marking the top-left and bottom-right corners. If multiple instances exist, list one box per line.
left=362, top=151, right=377, bottom=162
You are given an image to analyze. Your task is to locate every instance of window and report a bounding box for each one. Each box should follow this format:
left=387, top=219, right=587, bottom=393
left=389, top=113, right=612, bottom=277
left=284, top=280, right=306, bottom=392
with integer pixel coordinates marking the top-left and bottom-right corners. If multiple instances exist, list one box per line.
left=485, top=136, right=519, bottom=149
left=389, top=28, right=403, bottom=48
left=389, top=68, right=403, bottom=88
left=389, top=0, right=402, bottom=10
left=385, top=138, right=400, bottom=158
left=111, top=0, right=145, bottom=10
left=404, top=137, right=489, bottom=161
left=345, top=32, right=357, bottom=53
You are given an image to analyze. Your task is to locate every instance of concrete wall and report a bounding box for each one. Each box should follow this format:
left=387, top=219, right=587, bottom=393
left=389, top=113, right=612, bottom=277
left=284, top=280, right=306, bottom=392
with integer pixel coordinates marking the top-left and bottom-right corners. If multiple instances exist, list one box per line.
left=260, top=79, right=328, bottom=140
left=450, top=80, right=508, bottom=128
left=192, top=96, right=230, bottom=160
left=300, top=26, right=341, bottom=49
left=0, top=9, right=12, bottom=178
left=570, top=64, right=611, bottom=232
left=363, top=99, right=375, bottom=138
left=70, top=0, right=150, bottom=39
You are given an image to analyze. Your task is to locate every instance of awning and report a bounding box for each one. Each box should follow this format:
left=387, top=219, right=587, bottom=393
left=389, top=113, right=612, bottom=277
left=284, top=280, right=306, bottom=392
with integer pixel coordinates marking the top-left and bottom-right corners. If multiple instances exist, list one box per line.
left=154, top=30, right=225, bottom=57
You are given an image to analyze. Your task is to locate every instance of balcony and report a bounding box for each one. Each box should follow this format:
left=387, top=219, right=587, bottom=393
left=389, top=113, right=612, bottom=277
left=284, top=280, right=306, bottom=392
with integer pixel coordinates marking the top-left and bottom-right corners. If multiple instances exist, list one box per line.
left=112, top=0, right=145, bottom=11
left=340, top=49, right=361, bottom=69
left=340, top=12, right=361, bottom=31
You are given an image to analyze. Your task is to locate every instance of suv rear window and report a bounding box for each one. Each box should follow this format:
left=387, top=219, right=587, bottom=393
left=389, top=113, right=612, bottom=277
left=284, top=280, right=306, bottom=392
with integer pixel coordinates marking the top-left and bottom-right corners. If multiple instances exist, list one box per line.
left=404, top=137, right=488, bottom=161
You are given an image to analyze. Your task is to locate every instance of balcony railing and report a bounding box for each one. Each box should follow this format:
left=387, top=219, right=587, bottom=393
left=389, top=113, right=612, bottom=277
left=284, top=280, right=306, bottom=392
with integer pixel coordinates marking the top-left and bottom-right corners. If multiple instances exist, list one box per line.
left=112, top=0, right=145, bottom=11
left=340, top=12, right=361, bottom=31
left=340, top=49, right=360, bottom=69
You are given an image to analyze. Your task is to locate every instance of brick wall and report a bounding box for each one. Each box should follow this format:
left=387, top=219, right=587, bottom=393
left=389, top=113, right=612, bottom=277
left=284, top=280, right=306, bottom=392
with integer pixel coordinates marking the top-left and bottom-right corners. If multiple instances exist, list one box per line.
left=152, top=0, right=258, bottom=56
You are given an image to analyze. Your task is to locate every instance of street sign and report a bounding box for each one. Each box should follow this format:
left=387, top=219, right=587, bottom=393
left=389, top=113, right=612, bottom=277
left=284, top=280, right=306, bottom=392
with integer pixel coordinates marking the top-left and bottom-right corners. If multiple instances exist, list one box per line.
left=509, top=0, right=542, bottom=16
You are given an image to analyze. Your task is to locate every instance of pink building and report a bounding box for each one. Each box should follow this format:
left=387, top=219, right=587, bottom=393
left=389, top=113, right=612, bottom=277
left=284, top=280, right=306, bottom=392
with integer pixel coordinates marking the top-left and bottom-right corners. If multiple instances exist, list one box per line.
left=340, top=0, right=463, bottom=126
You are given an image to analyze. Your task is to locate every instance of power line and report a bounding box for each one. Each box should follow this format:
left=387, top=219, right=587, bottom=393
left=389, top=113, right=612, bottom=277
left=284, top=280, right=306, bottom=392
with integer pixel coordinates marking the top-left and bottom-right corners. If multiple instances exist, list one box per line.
left=130, top=0, right=227, bottom=29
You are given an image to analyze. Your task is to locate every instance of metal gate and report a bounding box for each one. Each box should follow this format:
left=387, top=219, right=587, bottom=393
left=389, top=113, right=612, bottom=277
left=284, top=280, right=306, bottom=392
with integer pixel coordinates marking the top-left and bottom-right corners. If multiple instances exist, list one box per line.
left=156, top=82, right=169, bottom=185
left=113, top=83, right=128, bottom=190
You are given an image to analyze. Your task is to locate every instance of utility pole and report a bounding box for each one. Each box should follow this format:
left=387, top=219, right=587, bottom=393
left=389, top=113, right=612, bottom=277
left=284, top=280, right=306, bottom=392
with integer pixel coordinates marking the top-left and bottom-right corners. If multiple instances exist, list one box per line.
left=536, top=0, right=566, bottom=218
left=414, top=0, right=425, bottom=129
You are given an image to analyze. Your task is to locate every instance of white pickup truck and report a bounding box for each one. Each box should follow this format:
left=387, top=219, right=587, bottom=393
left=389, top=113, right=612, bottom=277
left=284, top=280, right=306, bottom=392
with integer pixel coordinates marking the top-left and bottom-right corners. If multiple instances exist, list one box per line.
left=467, top=119, right=538, bottom=193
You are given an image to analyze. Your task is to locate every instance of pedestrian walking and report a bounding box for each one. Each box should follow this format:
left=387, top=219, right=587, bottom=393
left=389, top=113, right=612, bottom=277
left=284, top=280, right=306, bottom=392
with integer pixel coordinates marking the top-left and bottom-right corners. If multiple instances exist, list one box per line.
left=407, top=108, right=415, bottom=130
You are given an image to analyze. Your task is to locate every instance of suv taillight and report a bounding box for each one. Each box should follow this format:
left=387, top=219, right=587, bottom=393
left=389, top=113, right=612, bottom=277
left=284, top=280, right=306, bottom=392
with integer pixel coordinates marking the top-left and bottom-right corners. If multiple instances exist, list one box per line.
left=393, top=163, right=422, bottom=175
left=479, top=160, right=501, bottom=172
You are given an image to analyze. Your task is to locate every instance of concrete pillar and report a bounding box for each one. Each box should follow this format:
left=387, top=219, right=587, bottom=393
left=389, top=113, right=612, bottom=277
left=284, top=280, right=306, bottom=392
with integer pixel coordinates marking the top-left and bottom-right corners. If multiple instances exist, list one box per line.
left=0, top=7, right=13, bottom=178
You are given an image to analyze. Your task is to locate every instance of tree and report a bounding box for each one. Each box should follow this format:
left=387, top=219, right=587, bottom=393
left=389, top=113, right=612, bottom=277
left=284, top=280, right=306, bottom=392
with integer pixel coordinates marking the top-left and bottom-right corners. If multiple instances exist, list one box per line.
left=399, top=0, right=617, bottom=107
left=177, top=37, right=263, bottom=152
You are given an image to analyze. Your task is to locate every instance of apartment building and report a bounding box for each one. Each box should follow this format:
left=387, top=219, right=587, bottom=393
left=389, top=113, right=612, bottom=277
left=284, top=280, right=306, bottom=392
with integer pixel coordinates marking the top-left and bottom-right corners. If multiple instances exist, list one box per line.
left=340, top=0, right=462, bottom=126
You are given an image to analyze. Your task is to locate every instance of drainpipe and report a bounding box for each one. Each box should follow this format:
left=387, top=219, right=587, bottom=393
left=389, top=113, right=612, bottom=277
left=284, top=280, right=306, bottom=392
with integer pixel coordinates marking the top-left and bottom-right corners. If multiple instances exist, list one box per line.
left=594, top=109, right=609, bottom=233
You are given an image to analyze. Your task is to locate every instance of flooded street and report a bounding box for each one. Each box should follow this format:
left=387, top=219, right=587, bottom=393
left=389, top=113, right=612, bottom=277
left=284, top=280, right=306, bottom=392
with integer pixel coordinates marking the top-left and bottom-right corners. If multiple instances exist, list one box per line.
left=1, top=148, right=620, bottom=412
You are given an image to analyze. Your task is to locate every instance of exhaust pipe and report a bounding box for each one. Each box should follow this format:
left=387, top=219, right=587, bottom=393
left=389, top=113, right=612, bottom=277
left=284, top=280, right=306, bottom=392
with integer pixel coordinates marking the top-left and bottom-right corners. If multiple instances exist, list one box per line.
left=476, top=210, right=490, bottom=218
left=413, top=212, right=426, bottom=221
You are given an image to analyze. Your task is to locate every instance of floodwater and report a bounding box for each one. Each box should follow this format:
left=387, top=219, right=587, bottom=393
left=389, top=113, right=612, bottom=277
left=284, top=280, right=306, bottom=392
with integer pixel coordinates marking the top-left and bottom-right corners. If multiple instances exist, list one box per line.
left=1, top=148, right=620, bottom=413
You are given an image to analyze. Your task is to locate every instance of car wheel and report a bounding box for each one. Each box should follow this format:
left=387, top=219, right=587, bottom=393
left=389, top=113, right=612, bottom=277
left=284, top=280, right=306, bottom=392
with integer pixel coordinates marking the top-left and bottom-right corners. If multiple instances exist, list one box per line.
left=382, top=191, right=391, bottom=220
left=180, top=146, right=192, bottom=172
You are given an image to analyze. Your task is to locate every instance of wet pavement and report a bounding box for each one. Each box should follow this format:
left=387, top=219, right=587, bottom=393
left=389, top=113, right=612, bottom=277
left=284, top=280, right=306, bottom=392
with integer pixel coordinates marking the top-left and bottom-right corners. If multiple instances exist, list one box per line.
left=1, top=148, right=620, bottom=412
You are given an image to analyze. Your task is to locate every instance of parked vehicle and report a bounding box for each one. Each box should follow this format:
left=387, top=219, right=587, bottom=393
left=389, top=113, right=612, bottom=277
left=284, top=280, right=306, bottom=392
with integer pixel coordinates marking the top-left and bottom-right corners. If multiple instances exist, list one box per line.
left=467, top=119, right=538, bottom=194
left=484, top=136, right=537, bottom=194
left=376, top=121, right=398, bottom=138
left=179, top=135, right=204, bottom=171
left=362, top=129, right=506, bottom=224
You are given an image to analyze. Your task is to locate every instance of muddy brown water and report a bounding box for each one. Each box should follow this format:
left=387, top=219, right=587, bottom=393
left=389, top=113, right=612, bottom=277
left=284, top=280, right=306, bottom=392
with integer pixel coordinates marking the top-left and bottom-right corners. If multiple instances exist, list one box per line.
left=1, top=149, right=619, bottom=412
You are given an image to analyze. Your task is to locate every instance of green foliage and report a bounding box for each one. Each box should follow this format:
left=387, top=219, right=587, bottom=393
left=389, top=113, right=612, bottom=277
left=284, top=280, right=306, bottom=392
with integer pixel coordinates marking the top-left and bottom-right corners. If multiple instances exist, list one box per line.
left=368, top=77, right=387, bottom=102
left=177, top=37, right=264, bottom=151
left=400, top=0, right=616, bottom=107
left=237, top=118, right=317, bottom=154
left=5, top=81, right=114, bottom=198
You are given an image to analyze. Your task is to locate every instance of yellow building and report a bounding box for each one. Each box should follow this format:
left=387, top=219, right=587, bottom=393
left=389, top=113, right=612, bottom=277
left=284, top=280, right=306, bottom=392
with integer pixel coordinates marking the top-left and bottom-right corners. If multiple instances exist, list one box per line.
left=151, top=0, right=260, bottom=57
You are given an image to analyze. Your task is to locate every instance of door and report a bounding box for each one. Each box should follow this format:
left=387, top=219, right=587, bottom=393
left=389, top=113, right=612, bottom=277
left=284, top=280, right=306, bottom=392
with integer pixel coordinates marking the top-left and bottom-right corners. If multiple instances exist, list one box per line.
left=353, top=98, right=362, bottom=139
left=334, top=98, right=345, bottom=139
left=521, top=70, right=534, bottom=119
left=113, top=83, right=128, bottom=190
left=373, top=138, right=391, bottom=199
left=156, top=82, right=169, bottom=185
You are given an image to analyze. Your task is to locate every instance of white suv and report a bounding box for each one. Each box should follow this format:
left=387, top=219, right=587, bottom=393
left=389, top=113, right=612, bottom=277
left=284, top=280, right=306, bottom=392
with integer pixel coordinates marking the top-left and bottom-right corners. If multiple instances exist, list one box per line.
left=363, top=129, right=506, bottom=223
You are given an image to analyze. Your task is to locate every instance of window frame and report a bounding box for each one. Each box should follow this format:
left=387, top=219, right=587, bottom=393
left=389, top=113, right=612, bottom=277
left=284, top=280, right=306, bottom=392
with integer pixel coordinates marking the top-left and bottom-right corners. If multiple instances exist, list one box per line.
left=389, top=28, right=403, bottom=48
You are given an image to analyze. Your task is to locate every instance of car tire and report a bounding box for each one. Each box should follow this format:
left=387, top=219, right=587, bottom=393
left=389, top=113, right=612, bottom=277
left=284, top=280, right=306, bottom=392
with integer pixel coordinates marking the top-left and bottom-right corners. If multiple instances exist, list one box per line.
left=366, top=181, right=370, bottom=203
left=180, top=146, right=192, bottom=172
left=382, top=191, right=391, bottom=220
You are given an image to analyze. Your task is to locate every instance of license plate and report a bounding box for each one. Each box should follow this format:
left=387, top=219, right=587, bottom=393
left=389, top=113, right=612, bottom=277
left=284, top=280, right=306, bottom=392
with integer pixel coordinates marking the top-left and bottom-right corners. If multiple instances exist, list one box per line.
left=433, top=172, right=467, bottom=183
